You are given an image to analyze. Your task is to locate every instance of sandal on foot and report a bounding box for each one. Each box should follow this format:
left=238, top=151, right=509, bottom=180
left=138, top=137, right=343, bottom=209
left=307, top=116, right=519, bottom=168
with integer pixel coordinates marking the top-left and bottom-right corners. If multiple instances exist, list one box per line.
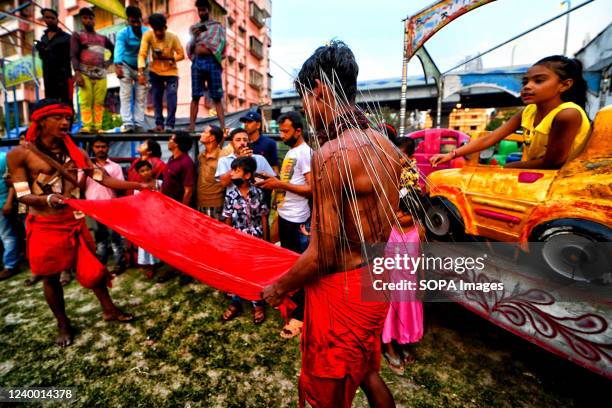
left=252, top=305, right=266, bottom=325
left=280, top=318, right=303, bottom=339
left=24, top=275, right=42, bottom=287
left=60, top=271, right=72, bottom=286
left=402, top=352, right=416, bottom=365
left=222, top=304, right=242, bottom=322
left=103, top=311, right=134, bottom=322
left=383, top=351, right=405, bottom=375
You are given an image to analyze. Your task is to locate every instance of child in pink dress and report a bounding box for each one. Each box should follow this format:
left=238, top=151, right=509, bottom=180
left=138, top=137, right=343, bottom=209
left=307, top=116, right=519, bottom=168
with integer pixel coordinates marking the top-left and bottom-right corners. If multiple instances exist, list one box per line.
left=382, top=138, right=424, bottom=374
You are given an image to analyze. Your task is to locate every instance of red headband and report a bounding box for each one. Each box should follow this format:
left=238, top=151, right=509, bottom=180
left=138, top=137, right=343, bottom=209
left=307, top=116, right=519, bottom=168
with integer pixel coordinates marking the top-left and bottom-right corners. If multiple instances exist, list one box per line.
left=26, top=104, right=88, bottom=169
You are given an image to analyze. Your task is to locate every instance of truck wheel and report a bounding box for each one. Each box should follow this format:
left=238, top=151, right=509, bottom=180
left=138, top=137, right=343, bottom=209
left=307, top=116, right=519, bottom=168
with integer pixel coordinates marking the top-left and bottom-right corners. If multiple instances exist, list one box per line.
left=537, top=227, right=611, bottom=284
left=424, top=200, right=464, bottom=241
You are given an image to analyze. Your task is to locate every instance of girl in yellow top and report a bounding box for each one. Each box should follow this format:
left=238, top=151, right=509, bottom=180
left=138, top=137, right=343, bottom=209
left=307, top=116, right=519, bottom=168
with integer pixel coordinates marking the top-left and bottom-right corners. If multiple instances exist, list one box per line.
left=431, top=56, right=590, bottom=169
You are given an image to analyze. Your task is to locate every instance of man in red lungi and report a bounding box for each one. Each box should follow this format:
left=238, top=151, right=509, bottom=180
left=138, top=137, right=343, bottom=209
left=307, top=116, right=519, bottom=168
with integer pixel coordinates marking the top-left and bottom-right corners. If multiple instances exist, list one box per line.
left=263, top=42, right=401, bottom=407
left=7, top=99, right=148, bottom=347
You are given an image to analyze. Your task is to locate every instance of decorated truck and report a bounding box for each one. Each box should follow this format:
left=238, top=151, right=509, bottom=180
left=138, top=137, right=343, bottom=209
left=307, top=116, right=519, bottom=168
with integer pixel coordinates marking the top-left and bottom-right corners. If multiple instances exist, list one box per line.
left=399, top=0, right=611, bottom=378
left=424, top=106, right=612, bottom=377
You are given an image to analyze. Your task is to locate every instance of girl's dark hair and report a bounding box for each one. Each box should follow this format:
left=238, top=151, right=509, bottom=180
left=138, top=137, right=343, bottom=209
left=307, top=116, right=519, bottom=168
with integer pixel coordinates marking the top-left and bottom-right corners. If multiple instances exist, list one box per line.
left=135, top=160, right=153, bottom=171
left=395, top=137, right=415, bottom=157
left=144, top=139, right=162, bottom=158
left=535, top=55, right=587, bottom=109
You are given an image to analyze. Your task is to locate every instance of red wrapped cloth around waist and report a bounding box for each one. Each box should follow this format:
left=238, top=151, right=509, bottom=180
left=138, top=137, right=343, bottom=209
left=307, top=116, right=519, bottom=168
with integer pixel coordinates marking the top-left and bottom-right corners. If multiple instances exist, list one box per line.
left=26, top=209, right=110, bottom=288
left=301, top=267, right=389, bottom=380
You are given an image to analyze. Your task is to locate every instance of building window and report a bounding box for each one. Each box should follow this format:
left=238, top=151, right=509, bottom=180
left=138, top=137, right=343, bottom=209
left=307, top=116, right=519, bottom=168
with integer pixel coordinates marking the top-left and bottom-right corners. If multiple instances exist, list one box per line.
left=249, top=36, right=263, bottom=59
left=0, top=31, right=18, bottom=58
left=249, top=1, right=266, bottom=28
left=470, top=125, right=478, bottom=130
left=94, top=7, right=115, bottom=30
left=0, top=0, right=12, bottom=12
left=249, top=69, right=263, bottom=89
left=23, top=31, right=34, bottom=51
left=141, top=0, right=169, bottom=17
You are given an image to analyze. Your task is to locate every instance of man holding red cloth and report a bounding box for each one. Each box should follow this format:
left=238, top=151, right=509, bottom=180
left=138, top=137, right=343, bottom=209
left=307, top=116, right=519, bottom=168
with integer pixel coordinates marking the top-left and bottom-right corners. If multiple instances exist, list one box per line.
left=7, top=99, right=148, bottom=347
left=263, top=42, right=401, bottom=407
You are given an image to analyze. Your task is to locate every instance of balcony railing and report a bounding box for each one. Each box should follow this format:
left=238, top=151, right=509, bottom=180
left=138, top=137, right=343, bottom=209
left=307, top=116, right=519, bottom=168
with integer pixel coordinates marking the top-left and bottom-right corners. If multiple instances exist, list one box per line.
left=249, top=1, right=267, bottom=28
left=249, top=36, right=263, bottom=59
left=249, top=69, right=263, bottom=90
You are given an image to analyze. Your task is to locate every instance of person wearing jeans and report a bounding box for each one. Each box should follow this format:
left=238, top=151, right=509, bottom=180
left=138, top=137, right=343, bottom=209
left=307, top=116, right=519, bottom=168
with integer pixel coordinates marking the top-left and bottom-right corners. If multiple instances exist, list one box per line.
left=137, top=13, right=184, bottom=132
left=92, top=222, right=126, bottom=271
left=84, top=136, right=128, bottom=275
left=149, top=74, right=178, bottom=130
left=0, top=152, right=20, bottom=280
left=114, top=6, right=149, bottom=132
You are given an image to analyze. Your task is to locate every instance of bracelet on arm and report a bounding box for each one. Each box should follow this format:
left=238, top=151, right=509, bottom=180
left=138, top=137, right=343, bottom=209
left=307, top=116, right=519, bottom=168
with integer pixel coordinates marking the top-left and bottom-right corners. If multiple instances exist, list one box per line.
left=46, top=194, right=56, bottom=207
left=450, top=149, right=457, bottom=159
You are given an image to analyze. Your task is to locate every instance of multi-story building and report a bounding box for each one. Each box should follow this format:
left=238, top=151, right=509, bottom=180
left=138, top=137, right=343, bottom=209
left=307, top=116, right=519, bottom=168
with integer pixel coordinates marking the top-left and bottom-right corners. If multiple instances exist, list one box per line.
left=0, top=0, right=39, bottom=134
left=0, top=0, right=271, bottom=135
left=448, top=107, right=489, bottom=135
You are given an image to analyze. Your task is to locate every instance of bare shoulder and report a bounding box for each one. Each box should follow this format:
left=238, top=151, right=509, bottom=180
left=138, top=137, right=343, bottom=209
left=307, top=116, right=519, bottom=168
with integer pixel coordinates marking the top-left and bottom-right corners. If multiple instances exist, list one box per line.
left=7, top=145, right=28, bottom=162
left=554, top=107, right=582, bottom=125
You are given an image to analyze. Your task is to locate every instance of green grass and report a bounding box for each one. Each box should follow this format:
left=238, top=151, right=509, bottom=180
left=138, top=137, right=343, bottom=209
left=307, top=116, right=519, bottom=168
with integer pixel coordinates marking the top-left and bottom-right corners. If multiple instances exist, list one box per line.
left=0, top=269, right=606, bottom=407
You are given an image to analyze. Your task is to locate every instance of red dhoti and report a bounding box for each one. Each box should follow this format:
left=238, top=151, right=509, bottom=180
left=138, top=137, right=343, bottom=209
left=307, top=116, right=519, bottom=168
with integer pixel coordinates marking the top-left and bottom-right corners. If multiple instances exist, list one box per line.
left=26, top=209, right=109, bottom=288
left=299, top=267, right=389, bottom=408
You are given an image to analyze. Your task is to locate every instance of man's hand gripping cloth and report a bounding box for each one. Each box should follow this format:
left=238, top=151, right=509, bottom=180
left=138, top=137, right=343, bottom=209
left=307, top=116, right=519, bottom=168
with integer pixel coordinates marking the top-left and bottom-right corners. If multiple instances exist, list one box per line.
left=25, top=103, right=88, bottom=169
left=299, top=267, right=389, bottom=408
left=66, top=191, right=300, bottom=305
left=26, top=209, right=110, bottom=288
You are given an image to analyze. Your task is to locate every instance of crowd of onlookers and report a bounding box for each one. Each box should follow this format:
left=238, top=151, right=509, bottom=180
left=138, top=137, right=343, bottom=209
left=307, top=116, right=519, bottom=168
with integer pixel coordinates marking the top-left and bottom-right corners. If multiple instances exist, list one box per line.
left=0, top=0, right=425, bottom=359
left=0, top=108, right=312, bottom=339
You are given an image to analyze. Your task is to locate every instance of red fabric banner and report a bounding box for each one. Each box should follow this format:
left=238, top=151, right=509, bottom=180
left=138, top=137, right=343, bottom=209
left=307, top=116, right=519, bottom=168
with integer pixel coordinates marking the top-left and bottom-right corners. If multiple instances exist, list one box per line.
left=67, top=191, right=299, bottom=301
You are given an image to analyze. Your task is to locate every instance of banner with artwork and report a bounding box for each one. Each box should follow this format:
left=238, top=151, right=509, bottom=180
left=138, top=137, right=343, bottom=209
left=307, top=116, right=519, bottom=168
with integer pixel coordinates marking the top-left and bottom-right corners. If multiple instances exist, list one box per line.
left=1, top=56, right=42, bottom=89
left=405, top=0, right=497, bottom=59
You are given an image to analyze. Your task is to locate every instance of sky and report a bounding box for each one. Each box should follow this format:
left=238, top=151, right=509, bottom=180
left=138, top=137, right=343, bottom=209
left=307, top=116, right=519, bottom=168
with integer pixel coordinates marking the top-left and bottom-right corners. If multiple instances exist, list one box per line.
left=269, top=0, right=612, bottom=91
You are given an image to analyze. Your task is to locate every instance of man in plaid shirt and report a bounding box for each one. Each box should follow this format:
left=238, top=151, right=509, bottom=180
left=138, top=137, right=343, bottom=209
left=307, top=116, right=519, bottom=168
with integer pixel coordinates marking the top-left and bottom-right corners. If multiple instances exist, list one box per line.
left=188, top=0, right=226, bottom=132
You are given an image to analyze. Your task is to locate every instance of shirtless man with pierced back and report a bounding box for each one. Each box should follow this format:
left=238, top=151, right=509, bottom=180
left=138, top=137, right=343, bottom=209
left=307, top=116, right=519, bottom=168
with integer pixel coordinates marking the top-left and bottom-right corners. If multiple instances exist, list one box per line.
left=263, top=42, right=401, bottom=408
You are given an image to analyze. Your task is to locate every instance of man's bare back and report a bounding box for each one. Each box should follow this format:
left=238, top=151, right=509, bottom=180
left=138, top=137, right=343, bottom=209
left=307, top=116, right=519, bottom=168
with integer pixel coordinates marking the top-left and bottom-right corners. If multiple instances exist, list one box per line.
left=312, top=127, right=402, bottom=274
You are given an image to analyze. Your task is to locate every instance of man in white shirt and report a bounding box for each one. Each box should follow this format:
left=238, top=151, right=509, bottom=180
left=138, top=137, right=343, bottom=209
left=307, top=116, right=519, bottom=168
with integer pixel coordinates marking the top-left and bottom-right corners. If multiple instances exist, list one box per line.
left=256, top=111, right=312, bottom=338
left=85, top=136, right=127, bottom=274
left=215, top=128, right=275, bottom=188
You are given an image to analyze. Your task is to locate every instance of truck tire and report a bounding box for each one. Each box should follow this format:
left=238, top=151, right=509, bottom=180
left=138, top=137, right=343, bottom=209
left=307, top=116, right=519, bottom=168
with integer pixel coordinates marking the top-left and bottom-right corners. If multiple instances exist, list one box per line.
left=424, top=199, right=465, bottom=241
left=532, top=220, right=612, bottom=284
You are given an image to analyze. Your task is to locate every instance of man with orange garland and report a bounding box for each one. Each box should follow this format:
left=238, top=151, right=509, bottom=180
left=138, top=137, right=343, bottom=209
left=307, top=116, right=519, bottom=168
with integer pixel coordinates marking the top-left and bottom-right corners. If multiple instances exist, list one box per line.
left=7, top=99, right=148, bottom=347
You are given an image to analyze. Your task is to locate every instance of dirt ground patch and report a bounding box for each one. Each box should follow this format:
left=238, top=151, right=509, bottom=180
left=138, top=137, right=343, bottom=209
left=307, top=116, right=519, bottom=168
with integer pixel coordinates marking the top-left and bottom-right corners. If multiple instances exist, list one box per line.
left=0, top=269, right=607, bottom=407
